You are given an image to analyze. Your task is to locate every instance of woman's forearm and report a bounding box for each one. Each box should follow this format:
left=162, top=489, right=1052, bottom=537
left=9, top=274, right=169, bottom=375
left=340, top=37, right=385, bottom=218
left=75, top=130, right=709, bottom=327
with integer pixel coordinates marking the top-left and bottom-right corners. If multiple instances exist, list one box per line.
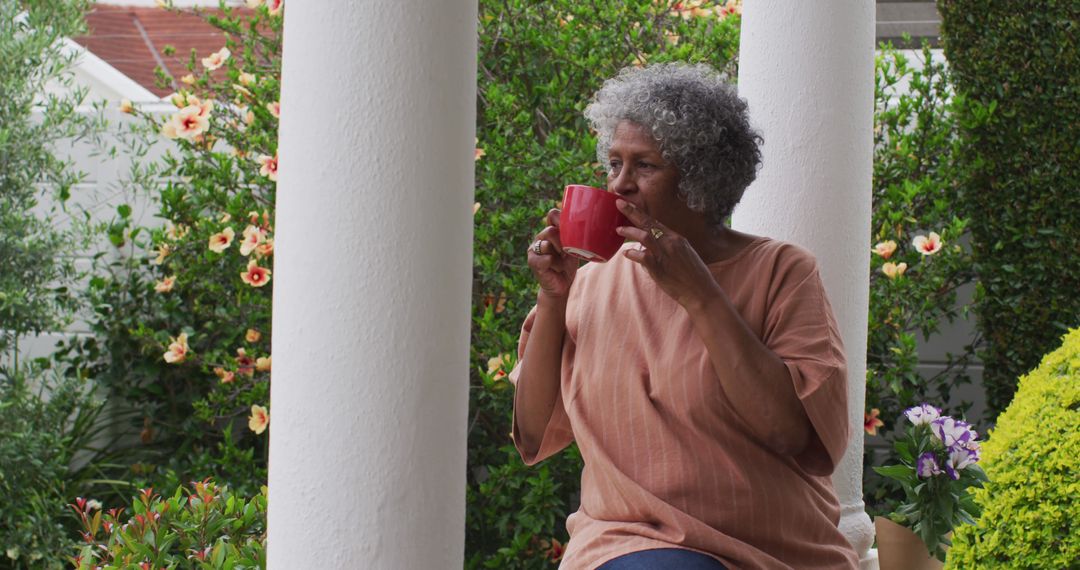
left=684, top=291, right=812, bottom=456
left=513, top=291, right=569, bottom=456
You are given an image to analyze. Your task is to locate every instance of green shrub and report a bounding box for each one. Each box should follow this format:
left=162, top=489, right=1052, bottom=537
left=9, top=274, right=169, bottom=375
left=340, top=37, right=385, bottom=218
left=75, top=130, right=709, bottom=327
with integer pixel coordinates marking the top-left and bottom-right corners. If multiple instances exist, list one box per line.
left=0, top=362, right=119, bottom=569
left=938, top=0, right=1080, bottom=415
left=945, top=328, right=1080, bottom=568
left=71, top=480, right=266, bottom=569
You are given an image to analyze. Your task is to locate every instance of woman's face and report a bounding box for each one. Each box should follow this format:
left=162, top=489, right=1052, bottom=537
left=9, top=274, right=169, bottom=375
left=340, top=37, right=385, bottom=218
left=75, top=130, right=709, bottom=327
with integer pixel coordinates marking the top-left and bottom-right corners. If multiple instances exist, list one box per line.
left=606, top=121, right=696, bottom=230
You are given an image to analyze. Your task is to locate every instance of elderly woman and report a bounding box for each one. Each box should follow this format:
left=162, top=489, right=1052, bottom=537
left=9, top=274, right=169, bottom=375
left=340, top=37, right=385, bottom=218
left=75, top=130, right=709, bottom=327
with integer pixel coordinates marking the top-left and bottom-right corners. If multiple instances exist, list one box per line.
left=509, top=63, right=858, bottom=569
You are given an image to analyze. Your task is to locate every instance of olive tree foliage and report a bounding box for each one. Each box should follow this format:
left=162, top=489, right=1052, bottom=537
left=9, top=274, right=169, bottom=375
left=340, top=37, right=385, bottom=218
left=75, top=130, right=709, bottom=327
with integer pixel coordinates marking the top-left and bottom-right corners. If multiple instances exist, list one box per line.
left=0, top=2, right=114, bottom=568
left=0, top=0, right=97, bottom=360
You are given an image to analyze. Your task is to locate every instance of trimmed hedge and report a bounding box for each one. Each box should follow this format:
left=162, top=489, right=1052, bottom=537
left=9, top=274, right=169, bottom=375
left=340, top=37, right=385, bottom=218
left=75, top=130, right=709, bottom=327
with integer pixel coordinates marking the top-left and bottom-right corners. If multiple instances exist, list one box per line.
left=937, top=0, right=1080, bottom=415
left=945, top=328, right=1080, bottom=568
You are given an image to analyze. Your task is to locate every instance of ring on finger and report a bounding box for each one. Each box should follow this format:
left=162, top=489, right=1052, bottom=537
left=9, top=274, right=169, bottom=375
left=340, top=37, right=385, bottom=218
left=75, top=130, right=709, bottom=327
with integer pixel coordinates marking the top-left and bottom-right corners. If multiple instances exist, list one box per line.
left=650, top=227, right=664, bottom=240
left=532, top=239, right=544, bottom=255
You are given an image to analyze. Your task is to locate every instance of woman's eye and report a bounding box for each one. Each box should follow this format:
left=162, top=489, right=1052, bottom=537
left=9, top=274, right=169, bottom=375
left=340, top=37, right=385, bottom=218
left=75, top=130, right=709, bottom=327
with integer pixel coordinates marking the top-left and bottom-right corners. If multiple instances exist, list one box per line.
left=608, top=161, right=622, bottom=174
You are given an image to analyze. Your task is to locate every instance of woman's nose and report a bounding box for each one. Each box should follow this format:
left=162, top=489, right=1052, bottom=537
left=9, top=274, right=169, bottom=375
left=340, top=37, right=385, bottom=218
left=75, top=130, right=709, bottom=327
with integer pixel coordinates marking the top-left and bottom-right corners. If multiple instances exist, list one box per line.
left=610, top=168, right=636, bottom=196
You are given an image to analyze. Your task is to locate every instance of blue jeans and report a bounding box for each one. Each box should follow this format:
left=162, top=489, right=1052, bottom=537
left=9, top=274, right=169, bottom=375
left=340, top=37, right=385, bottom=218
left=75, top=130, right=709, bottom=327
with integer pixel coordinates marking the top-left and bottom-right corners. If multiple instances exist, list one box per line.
left=596, top=548, right=728, bottom=569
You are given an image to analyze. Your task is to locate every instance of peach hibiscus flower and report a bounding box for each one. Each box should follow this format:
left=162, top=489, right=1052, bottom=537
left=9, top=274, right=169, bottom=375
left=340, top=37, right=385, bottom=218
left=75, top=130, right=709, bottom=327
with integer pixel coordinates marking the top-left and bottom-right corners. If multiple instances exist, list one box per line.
left=238, top=72, right=256, bottom=86
left=541, top=538, right=565, bottom=562
left=487, top=353, right=512, bottom=380
left=208, top=227, right=236, bottom=253
left=119, top=99, right=134, bottom=114
left=236, top=347, right=256, bottom=375
left=248, top=404, right=269, bottom=434
left=241, top=260, right=271, bottom=287
left=256, top=356, right=271, bottom=372
left=482, top=292, right=507, bottom=313
left=716, top=0, right=742, bottom=17
left=245, top=0, right=262, bottom=7
left=256, top=238, right=274, bottom=257
left=160, top=121, right=178, bottom=139
left=912, top=232, right=943, bottom=255
left=267, top=0, right=283, bottom=16
left=167, top=104, right=211, bottom=140
left=881, top=261, right=908, bottom=280
left=163, top=332, right=189, bottom=364
left=190, top=96, right=213, bottom=117
left=240, top=224, right=266, bottom=256
left=154, top=275, right=176, bottom=293
left=864, top=408, right=884, bottom=436
left=180, top=73, right=196, bottom=85
left=246, top=328, right=262, bottom=343
left=151, top=243, right=171, bottom=265
left=166, top=222, right=189, bottom=240
left=257, top=153, right=278, bottom=181
left=202, top=47, right=230, bottom=71
left=266, top=101, right=280, bottom=119
left=213, top=367, right=236, bottom=384
left=872, top=240, right=897, bottom=260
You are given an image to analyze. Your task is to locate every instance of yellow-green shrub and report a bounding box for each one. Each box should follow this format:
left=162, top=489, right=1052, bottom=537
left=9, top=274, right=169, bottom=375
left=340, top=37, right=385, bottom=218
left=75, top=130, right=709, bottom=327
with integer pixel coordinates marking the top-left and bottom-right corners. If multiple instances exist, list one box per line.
left=945, top=328, right=1080, bottom=568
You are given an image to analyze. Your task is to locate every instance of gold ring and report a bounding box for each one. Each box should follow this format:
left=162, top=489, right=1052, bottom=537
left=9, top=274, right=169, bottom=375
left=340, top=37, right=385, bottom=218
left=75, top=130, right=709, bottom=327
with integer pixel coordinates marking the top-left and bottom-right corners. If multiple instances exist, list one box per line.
left=650, top=227, right=664, bottom=240
left=533, top=240, right=544, bottom=255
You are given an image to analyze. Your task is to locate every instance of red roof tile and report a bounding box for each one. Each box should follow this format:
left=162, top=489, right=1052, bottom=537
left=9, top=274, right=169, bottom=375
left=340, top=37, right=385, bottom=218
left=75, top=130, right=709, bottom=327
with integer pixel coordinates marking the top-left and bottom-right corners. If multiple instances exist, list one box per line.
left=73, top=4, right=256, bottom=97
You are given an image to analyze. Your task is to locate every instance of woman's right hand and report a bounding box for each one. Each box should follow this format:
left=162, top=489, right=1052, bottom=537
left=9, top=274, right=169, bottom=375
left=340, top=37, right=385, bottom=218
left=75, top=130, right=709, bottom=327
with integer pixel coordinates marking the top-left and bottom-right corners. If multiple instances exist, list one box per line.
left=528, top=208, right=579, bottom=299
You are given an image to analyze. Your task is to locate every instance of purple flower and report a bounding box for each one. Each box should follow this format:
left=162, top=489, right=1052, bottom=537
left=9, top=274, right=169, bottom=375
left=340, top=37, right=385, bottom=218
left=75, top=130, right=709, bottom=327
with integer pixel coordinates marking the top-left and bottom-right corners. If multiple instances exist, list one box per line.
left=904, top=403, right=941, bottom=426
left=931, top=417, right=973, bottom=448
left=917, top=452, right=942, bottom=478
left=943, top=447, right=980, bottom=480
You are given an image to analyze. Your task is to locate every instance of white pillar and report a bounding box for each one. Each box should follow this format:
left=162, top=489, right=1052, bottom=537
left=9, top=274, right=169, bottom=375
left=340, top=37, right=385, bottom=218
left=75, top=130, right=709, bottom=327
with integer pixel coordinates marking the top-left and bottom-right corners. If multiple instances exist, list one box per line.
left=267, top=2, right=477, bottom=568
left=733, top=1, right=877, bottom=568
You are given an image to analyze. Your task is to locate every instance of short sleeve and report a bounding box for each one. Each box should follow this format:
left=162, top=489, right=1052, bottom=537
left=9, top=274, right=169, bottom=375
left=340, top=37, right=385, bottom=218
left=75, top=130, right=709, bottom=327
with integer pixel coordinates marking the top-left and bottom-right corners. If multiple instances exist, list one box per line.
left=508, top=306, right=576, bottom=465
left=762, top=254, right=851, bottom=476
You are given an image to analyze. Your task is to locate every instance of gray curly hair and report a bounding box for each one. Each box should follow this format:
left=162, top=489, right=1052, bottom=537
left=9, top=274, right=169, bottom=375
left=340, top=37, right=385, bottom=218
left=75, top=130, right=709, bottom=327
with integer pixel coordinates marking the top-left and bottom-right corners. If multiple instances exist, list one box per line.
left=584, top=62, right=763, bottom=224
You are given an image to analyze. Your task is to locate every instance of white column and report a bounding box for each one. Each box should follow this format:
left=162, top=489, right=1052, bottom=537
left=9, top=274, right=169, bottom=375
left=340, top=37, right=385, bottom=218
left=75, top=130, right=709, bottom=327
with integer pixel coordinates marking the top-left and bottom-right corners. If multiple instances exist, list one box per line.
left=267, top=2, right=477, bottom=568
left=733, top=1, right=877, bottom=568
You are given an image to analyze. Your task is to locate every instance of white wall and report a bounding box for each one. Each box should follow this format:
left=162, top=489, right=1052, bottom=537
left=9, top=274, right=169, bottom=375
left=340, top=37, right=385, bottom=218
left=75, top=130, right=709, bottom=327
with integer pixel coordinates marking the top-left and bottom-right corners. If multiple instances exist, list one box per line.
left=10, top=39, right=173, bottom=366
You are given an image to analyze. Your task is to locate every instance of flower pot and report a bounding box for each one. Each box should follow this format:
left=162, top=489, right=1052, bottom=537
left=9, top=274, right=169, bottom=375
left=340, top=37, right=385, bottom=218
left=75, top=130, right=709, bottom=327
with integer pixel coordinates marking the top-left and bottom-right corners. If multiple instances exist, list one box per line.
left=874, top=516, right=944, bottom=570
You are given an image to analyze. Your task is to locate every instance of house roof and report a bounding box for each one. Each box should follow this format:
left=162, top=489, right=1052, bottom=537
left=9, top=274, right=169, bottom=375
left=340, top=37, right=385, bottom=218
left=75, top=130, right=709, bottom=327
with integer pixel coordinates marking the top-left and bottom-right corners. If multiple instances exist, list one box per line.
left=72, top=3, right=253, bottom=98
left=877, top=1, right=940, bottom=48
left=72, top=2, right=940, bottom=99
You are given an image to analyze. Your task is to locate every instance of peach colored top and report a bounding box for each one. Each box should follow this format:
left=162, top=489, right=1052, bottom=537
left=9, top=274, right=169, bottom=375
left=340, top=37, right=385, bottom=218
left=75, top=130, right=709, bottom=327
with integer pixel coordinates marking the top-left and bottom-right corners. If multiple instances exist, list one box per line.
left=509, top=238, right=858, bottom=570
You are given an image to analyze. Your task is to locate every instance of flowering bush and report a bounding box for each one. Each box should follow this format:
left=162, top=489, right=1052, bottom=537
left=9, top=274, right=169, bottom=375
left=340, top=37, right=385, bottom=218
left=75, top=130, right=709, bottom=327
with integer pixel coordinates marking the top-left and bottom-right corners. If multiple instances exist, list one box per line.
left=69, top=480, right=265, bottom=569
left=58, top=0, right=282, bottom=498
left=873, top=403, right=987, bottom=560
left=864, top=41, right=978, bottom=515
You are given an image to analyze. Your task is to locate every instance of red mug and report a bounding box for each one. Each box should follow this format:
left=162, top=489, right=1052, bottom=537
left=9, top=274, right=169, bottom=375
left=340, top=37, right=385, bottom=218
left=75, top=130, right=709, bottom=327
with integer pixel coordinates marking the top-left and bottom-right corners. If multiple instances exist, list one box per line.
left=559, top=185, right=629, bottom=262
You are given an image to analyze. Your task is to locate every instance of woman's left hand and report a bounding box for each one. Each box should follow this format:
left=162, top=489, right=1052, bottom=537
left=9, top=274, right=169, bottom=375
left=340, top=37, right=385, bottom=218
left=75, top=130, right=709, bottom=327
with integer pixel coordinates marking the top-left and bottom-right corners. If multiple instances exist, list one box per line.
left=615, top=199, right=723, bottom=308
